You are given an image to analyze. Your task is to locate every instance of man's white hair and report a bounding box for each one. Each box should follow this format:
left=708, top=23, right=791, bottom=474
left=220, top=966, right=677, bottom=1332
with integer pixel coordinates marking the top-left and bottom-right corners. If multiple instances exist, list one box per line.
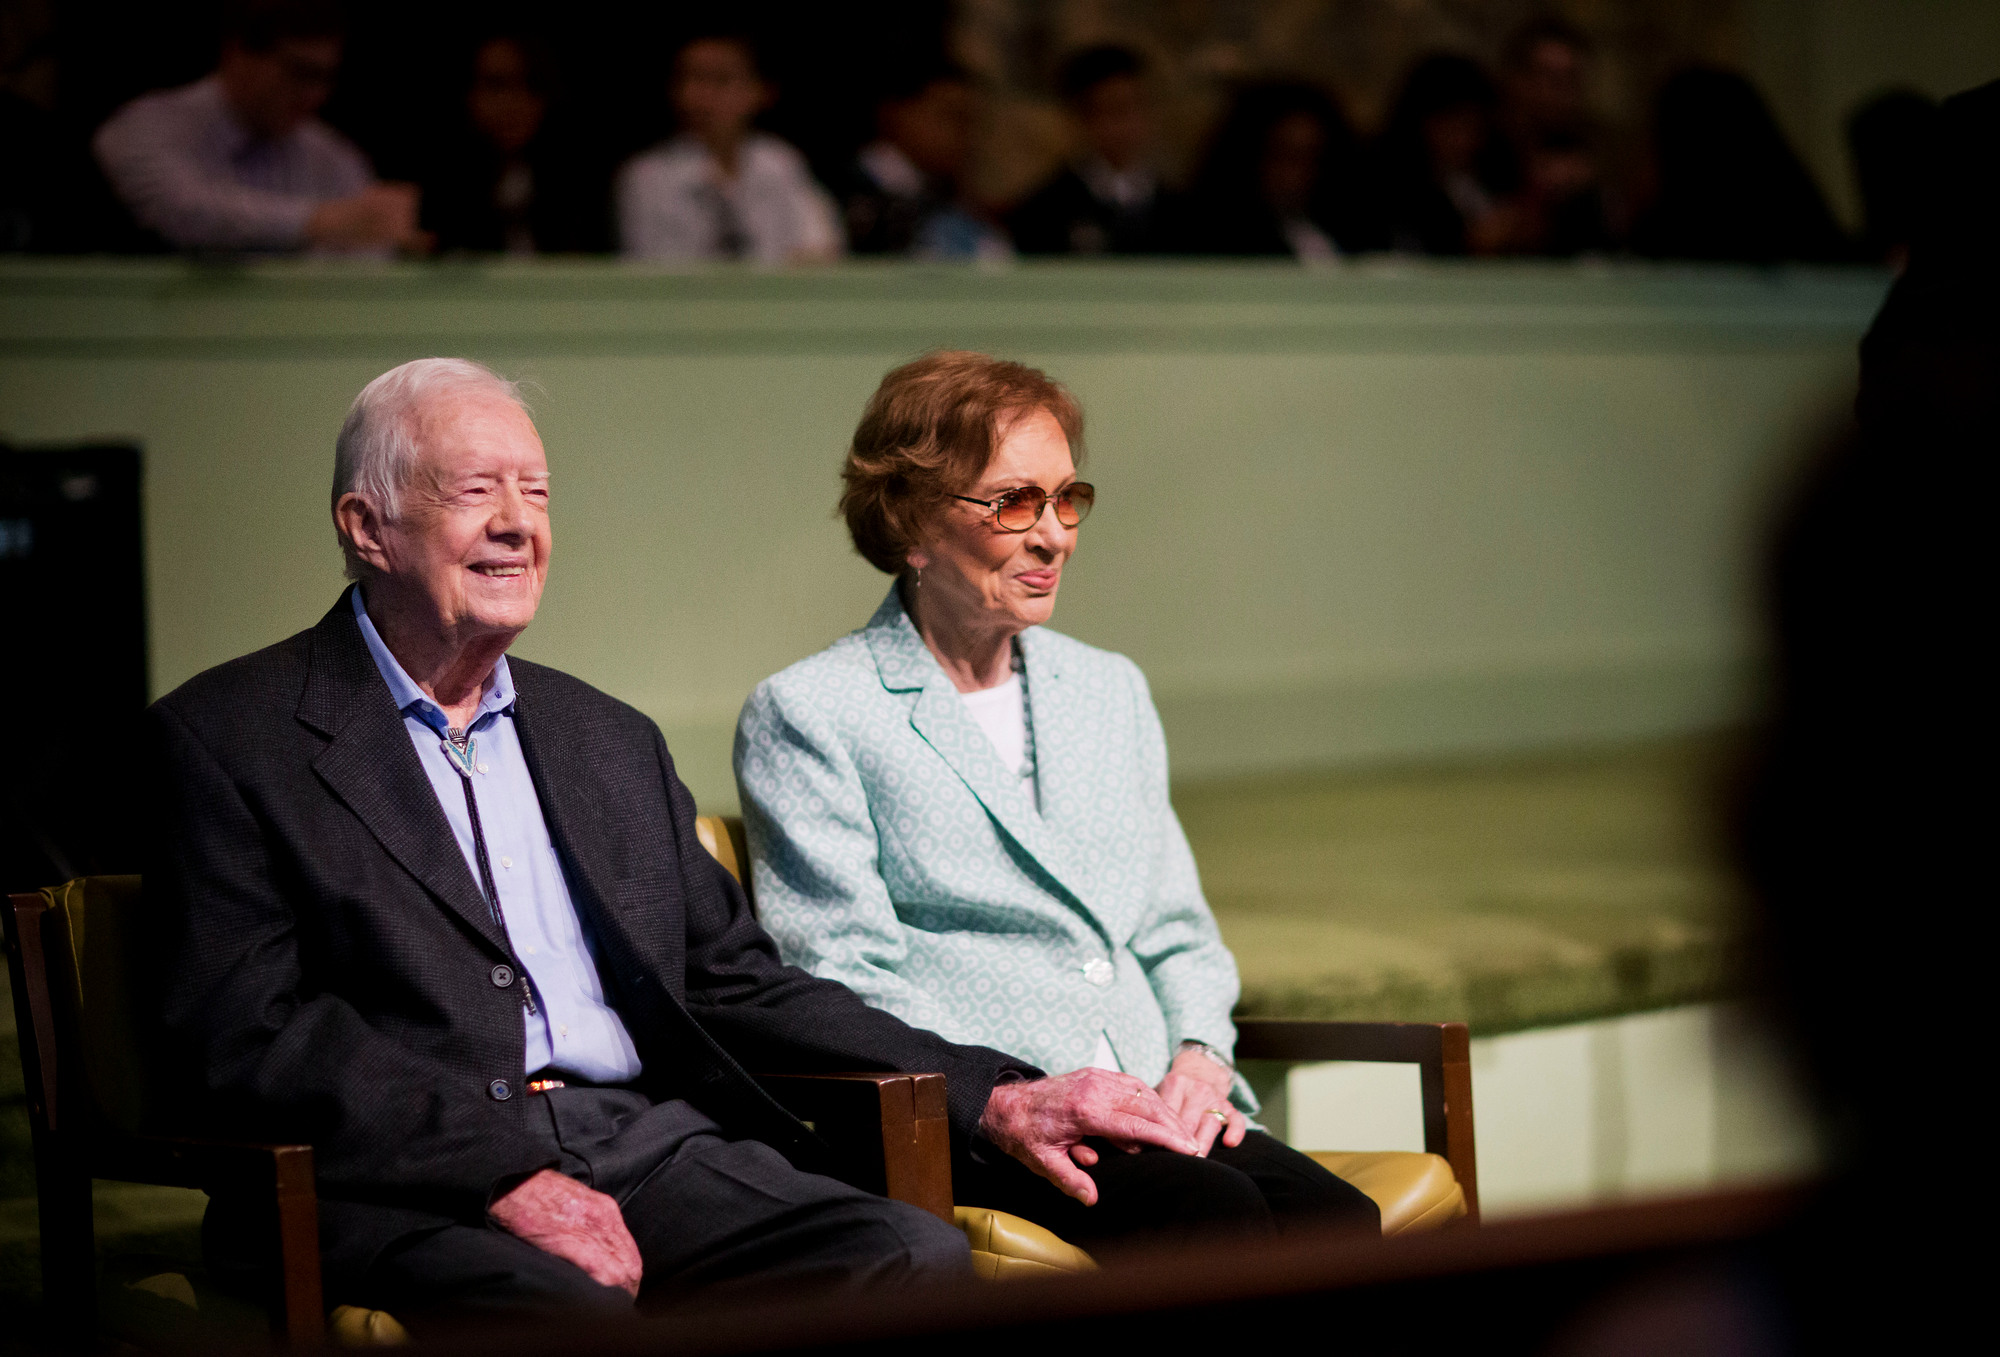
left=332, top=357, right=529, bottom=579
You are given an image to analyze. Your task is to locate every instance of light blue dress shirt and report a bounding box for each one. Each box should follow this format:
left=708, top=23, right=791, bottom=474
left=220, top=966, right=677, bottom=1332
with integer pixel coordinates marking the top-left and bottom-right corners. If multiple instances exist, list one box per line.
left=353, top=589, right=641, bottom=1082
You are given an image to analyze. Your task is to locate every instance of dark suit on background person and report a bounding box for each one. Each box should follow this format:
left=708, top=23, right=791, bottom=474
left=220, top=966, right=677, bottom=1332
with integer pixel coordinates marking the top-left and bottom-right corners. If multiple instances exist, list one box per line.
left=1006, top=46, right=1181, bottom=257
left=419, top=35, right=613, bottom=256
left=420, top=127, right=613, bottom=255
left=1006, top=166, right=1180, bottom=255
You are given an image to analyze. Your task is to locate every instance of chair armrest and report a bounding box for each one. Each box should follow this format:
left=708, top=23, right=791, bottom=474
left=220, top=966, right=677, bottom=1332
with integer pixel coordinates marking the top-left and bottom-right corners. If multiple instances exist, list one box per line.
left=1234, top=1020, right=1479, bottom=1222
left=90, top=1134, right=324, bottom=1346
left=758, top=1073, right=954, bottom=1223
left=91, top=1132, right=311, bottom=1191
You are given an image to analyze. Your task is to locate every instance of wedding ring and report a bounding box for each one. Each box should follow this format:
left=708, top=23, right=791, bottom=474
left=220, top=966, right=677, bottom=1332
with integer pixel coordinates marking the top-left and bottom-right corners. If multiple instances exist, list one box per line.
left=1206, top=1107, right=1229, bottom=1122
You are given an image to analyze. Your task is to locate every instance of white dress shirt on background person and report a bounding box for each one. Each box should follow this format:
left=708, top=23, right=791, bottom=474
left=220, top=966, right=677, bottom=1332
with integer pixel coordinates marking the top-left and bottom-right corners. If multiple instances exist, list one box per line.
left=617, top=132, right=840, bottom=264
left=93, top=75, right=374, bottom=251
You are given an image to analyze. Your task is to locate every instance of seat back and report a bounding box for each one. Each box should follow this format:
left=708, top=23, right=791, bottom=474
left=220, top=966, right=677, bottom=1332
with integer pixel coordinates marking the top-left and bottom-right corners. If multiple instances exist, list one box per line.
left=695, top=815, right=752, bottom=908
left=5, top=876, right=149, bottom=1329
left=24, top=876, right=154, bottom=1137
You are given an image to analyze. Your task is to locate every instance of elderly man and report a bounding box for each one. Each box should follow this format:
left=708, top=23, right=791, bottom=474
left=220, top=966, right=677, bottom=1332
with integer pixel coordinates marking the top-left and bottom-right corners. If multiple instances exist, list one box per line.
left=93, top=0, right=422, bottom=253
left=145, top=358, right=1200, bottom=1329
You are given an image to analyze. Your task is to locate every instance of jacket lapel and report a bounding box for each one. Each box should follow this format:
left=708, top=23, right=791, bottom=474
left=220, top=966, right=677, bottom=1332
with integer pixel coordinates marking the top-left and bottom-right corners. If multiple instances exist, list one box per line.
left=296, top=590, right=510, bottom=958
left=863, top=589, right=1106, bottom=936
left=1013, top=626, right=1085, bottom=859
left=509, top=671, right=669, bottom=971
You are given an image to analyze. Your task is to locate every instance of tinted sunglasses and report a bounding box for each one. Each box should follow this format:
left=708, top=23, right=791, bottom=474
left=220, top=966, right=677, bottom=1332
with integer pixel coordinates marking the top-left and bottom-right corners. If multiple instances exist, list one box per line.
left=949, top=482, right=1095, bottom=533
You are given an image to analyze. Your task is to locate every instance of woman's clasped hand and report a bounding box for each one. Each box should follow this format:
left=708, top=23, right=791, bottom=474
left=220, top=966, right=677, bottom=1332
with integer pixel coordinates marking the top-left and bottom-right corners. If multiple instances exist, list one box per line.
left=1155, top=1045, right=1251, bottom=1155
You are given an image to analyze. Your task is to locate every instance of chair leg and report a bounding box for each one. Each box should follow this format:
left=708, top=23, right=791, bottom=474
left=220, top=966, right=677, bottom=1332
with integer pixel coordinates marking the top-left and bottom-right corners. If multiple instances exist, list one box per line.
left=36, top=1157, right=96, bottom=1347
left=270, top=1146, right=325, bottom=1347
left=1440, top=1029, right=1480, bottom=1223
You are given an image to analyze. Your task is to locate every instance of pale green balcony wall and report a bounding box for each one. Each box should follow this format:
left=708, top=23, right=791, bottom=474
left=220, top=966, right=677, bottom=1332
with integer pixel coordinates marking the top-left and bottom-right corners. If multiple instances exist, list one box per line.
left=0, top=260, right=1887, bottom=811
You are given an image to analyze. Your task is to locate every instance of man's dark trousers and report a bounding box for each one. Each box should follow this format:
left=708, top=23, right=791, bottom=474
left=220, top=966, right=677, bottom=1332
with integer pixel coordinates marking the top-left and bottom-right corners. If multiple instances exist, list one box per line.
left=348, top=1088, right=970, bottom=1329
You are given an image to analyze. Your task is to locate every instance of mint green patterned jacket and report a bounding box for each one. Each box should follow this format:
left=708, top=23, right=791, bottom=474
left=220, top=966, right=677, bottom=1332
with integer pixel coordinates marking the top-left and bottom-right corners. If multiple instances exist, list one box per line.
left=733, top=588, right=1252, bottom=1109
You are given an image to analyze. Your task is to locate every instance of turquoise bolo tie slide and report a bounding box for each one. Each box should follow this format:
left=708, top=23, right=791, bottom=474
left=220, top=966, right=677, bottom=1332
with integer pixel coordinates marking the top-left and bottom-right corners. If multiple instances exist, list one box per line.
left=441, top=733, right=478, bottom=778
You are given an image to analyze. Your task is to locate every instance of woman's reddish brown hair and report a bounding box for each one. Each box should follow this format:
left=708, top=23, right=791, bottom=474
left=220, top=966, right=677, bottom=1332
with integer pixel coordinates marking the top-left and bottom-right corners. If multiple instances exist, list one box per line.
left=840, top=350, right=1084, bottom=576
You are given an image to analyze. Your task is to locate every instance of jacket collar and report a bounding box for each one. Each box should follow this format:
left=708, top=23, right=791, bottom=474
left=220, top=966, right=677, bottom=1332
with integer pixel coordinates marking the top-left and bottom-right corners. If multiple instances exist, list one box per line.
left=296, top=588, right=512, bottom=958
left=861, top=587, right=1105, bottom=939
left=350, top=585, right=516, bottom=730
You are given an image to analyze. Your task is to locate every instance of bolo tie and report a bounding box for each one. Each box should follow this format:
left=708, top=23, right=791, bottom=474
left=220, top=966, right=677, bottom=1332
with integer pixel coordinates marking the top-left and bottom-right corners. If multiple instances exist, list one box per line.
left=440, top=724, right=540, bottom=1018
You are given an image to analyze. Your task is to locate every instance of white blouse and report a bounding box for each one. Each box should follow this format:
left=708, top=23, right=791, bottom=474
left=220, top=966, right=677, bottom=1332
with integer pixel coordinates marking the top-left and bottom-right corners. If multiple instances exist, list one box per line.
left=959, top=673, right=1029, bottom=776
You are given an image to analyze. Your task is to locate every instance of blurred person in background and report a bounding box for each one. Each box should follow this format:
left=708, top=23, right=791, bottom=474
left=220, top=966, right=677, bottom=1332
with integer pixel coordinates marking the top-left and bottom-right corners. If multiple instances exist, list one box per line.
left=839, top=62, right=1007, bottom=259
left=1375, top=54, right=1514, bottom=256
left=92, top=0, right=423, bottom=254
left=1845, top=89, right=1938, bottom=269
left=421, top=34, right=611, bottom=256
left=1, top=0, right=71, bottom=250
left=2, top=0, right=59, bottom=249
left=1490, top=17, right=1614, bottom=255
left=1632, top=67, right=1848, bottom=264
left=1765, top=77, right=1994, bottom=1220
left=1007, top=44, right=1180, bottom=256
left=1562, top=80, right=1996, bottom=1356
left=1181, top=80, right=1379, bottom=259
left=618, top=32, right=838, bottom=264
left=3, top=0, right=155, bottom=251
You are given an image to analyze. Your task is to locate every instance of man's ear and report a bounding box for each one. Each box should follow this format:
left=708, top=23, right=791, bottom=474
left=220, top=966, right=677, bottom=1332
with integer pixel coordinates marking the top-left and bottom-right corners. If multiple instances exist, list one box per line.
left=334, top=492, right=393, bottom=574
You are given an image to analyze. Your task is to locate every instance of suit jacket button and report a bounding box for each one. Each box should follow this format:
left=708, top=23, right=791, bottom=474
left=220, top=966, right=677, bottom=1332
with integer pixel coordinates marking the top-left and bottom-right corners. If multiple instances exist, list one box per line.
left=491, top=964, right=515, bottom=988
left=489, top=1079, right=513, bottom=1101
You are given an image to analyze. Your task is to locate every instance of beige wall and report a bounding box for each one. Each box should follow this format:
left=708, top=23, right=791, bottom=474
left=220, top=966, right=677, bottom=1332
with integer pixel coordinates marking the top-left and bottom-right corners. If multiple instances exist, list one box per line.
left=0, top=260, right=1883, bottom=810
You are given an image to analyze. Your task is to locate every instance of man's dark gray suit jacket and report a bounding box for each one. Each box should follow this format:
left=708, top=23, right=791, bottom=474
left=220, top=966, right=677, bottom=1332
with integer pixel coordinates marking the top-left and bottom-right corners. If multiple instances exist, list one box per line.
left=144, top=591, right=1037, bottom=1283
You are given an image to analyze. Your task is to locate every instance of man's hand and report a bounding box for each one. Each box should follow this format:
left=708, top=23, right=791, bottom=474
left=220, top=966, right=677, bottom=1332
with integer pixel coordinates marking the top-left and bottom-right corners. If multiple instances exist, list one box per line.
left=1156, top=1046, right=1248, bottom=1156
left=305, top=183, right=427, bottom=252
left=978, top=1069, right=1201, bottom=1206
left=488, top=1169, right=643, bottom=1298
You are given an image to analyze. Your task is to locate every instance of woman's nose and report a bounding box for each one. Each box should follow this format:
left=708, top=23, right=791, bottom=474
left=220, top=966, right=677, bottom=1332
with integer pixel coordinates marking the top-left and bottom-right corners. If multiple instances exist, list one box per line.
left=1025, top=504, right=1071, bottom=554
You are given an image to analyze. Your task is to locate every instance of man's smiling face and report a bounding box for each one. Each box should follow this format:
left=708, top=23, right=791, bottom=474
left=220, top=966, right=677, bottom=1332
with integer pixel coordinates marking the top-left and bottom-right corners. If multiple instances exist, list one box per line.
left=377, top=388, right=552, bottom=643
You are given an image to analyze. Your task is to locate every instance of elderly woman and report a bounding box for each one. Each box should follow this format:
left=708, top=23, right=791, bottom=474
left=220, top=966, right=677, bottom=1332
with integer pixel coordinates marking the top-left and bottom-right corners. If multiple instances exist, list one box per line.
left=734, top=352, right=1377, bottom=1248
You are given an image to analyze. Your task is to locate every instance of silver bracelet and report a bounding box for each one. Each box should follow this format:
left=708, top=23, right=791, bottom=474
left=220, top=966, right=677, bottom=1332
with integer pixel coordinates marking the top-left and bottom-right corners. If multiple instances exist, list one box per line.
left=1177, top=1038, right=1236, bottom=1072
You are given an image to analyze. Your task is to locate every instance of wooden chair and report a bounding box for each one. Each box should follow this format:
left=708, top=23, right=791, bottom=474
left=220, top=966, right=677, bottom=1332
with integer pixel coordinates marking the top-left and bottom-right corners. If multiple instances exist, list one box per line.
left=1235, top=1020, right=1478, bottom=1229
left=695, top=814, right=1477, bottom=1257
left=1, top=878, right=985, bottom=1346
